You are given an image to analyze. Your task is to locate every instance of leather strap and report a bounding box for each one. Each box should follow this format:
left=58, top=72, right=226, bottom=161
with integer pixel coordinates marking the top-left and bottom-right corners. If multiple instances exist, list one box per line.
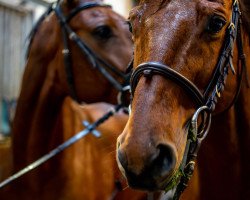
left=131, top=62, right=205, bottom=106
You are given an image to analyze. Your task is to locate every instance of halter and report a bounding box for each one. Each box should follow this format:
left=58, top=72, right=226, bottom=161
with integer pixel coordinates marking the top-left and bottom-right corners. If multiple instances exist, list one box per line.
left=130, top=0, right=247, bottom=199
left=48, top=1, right=130, bottom=102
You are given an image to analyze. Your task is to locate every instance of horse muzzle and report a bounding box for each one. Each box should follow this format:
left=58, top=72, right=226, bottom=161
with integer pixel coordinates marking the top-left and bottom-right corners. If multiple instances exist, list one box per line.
left=117, top=141, right=177, bottom=191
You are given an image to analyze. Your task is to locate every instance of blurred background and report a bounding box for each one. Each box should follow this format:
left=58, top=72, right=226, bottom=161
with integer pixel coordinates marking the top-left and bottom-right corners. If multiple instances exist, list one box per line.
left=0, top=0, right=137, bottom=141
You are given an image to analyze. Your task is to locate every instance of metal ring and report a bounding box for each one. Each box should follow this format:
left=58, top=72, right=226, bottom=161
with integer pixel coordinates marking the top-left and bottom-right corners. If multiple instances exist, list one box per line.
left=190, top=106, right=211, bottom=140
left=117, top=85, right=131, bottom=105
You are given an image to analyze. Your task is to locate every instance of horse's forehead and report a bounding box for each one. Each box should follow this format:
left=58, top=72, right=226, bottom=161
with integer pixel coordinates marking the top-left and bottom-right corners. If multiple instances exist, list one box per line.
left=138, top=0, right=228, bottom=5
left=134, top=0, right=230, bottom=17
left=75, top=8, right=124, bottom=29
left=131, top=1, right=194, bottom=21
left=130, top=0, right=231, bottom=34
left=88, top=9, right=123, bottom=22
left=130, top=1, right=198, bottom=33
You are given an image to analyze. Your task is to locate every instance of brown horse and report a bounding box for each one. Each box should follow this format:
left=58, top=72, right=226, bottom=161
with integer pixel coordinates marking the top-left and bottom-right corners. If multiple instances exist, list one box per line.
left=11, top=0, right=132, bottom=174
left=54, top=98, right=149, bottom=200
left=117, top=0, right=250, bottom=199
left=0, top=0, right=141, bottom=199
left=1, top=97, right=149, bottom=199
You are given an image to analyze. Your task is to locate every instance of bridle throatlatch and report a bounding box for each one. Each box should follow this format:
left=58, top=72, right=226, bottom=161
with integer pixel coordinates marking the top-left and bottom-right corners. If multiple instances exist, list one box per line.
left=130, top=0, right=247, bottom=199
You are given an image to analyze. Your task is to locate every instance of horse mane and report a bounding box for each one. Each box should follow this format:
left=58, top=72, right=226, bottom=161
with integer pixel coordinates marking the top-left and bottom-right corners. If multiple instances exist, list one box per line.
left=240, top=0, right=250, bottom=36
left=26, top=4, right=54, bottom=58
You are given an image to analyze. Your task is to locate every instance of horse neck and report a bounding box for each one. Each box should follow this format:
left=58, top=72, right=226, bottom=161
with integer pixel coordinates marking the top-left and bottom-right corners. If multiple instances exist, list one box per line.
left=234, top=31, right=250, bottom=199
left=52, top=99, right=123, bottom=200
left=11, top=15, right=65, bottom=170
left=198, top=32, right=250, bottom=200
left=56, top=99, right=122, bottom=199
left=241, top=0, right=250, bottom=36
left=12, top=67, right=65, bottom=165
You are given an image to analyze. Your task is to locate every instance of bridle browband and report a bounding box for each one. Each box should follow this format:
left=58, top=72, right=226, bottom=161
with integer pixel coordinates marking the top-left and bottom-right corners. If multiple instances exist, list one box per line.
left=43, top=1, right=129, bottom=102
left=130, top=0, right=247, bottom=199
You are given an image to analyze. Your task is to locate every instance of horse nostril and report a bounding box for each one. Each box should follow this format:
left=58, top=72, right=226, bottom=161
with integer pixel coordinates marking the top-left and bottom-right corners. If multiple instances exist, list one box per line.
left=151, top=144, right=176, bottom=178
left=117, top=148, right=128, bottom=170
left=117, top=141, right=121, bottom=149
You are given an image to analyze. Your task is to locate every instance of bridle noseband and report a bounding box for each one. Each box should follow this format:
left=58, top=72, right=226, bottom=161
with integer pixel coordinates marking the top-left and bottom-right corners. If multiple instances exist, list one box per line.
left=130, top=0, right=247, bottom=199
left=131, top=62, right=205, bottom=106
left=43, top=1, right=130, bottom=103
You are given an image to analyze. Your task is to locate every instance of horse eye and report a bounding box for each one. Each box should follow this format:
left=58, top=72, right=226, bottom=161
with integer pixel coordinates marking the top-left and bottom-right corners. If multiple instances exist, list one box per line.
left=207, top=16, right=227, bottom=34
left=126, top=20, right=133, bottom=33
left=92, top=25, right=113, bottom=41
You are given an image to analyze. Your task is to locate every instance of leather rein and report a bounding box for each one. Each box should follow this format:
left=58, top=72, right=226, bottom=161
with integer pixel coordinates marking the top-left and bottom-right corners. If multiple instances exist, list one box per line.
left=129, top=0, right=247, bottom=199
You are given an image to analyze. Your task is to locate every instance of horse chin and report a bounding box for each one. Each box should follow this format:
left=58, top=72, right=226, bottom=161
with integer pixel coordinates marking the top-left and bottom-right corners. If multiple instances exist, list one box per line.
left=126, top=176, right=171, bottom=192
left=123, top=167, right=176, bottom=192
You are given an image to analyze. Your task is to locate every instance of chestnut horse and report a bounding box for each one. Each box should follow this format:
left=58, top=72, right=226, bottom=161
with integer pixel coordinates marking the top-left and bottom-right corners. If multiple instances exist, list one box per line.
left=117, top=0, right=250, bottom=199
left=1, top=98, right=149, bottom=199
left=54, top=99, right=148, bottom=200
left=0, top=0, right=145, bottom=199
left=11, top=0, right=133, bottom=174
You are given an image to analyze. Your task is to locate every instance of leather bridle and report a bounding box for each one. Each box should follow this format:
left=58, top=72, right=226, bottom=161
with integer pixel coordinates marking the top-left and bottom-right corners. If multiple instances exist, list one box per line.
left=129, top=0, right=247, bottom=199
left=42, top=1, right=130, bottom=102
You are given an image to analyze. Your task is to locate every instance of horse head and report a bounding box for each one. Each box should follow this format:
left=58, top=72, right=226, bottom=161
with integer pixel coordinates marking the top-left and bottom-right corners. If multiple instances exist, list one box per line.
left=27, top=0, right=132, bottom=104
left=117, top=0, right=250, bottom=194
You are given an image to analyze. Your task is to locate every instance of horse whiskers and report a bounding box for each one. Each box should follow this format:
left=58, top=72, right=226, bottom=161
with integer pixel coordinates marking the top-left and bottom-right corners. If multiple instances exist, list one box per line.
left=122, top=185, right=130, bottom=191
